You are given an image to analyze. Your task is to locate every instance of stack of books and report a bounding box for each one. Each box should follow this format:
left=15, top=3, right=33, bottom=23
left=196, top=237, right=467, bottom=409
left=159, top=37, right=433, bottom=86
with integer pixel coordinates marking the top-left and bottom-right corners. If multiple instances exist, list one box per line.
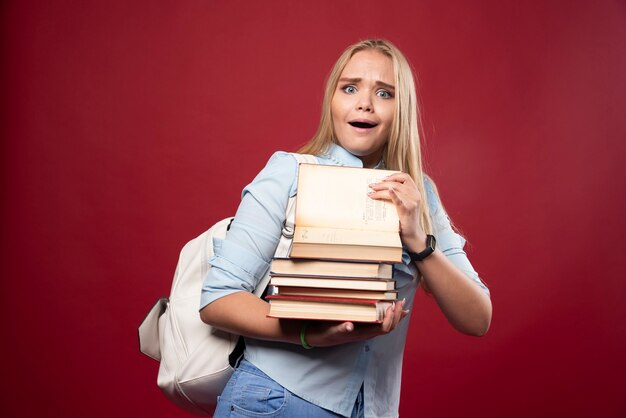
left=266, top=164, right=403, bottom=323
left=267, top=258, right=398, bottom=323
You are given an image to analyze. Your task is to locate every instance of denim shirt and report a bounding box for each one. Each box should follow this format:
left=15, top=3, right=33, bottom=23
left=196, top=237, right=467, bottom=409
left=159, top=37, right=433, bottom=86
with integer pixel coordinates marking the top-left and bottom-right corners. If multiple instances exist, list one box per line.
left=200, top=143, right=489, bottom=418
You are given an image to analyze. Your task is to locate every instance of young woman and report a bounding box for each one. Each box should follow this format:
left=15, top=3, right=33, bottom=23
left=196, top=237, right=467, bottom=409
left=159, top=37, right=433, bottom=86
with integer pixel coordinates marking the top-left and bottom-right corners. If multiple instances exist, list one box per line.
left=200, top=39, right=492, bottom=418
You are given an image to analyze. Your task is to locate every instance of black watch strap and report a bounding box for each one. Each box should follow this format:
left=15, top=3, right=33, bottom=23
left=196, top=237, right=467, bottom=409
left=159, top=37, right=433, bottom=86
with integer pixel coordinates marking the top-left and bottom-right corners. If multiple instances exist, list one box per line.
left=408, top=234, right=436, bottom=262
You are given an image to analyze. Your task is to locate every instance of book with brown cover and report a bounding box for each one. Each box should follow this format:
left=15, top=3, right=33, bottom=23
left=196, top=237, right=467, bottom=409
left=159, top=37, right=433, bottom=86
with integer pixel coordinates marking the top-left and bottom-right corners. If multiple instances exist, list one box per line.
left=266, top=294, right=395, bottom=323
left=275, top=286, right=398, bottom=300
left=270, top=258, right=393, bottom=279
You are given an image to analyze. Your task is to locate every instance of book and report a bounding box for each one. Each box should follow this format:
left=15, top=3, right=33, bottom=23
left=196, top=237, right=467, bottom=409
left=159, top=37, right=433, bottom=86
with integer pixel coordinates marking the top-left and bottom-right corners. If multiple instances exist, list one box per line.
left=290, top=164, right=402, bottom=263
left=267, top=295, right=395, bottom=323
left=275, top=286, right=398, bottom=300
left=269, top=275, right=395, bottom=291
left=270, top=258, right=393, bottom=279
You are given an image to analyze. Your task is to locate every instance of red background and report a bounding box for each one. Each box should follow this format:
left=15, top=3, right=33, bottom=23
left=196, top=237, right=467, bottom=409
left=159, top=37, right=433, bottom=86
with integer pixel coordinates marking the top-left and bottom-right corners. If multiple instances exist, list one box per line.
left=2, top=1, right=625, bottom=417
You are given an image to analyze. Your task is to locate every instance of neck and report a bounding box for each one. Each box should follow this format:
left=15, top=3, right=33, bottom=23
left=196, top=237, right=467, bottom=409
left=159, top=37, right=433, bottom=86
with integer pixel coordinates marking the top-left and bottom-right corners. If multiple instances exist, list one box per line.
left=359, top=150, right=384, bottom=168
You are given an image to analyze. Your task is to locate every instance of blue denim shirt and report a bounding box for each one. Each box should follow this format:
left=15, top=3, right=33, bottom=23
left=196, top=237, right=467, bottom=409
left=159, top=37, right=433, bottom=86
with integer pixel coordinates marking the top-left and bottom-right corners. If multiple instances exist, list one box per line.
left=200, top=143, right=488, bottom=418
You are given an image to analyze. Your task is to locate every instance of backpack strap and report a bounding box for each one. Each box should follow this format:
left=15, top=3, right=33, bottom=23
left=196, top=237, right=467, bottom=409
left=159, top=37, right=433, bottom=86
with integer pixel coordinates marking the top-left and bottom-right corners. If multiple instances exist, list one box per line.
left=275, top=153, right=318, bottom=255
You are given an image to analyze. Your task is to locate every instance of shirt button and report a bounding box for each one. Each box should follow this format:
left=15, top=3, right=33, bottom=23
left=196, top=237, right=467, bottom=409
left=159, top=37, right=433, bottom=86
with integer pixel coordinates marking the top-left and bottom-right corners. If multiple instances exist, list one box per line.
left=364, top=345, right=370, bottom=352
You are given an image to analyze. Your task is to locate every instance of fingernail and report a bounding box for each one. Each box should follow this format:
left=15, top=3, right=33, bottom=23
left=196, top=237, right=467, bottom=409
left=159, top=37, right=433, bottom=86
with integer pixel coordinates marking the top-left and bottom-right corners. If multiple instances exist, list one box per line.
left=346, top=323, right=354, bottom=332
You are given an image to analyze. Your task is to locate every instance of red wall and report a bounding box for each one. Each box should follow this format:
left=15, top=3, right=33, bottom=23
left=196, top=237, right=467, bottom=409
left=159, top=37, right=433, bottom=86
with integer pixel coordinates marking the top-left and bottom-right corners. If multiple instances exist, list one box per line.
left=2, top=1, right=625, bottom=417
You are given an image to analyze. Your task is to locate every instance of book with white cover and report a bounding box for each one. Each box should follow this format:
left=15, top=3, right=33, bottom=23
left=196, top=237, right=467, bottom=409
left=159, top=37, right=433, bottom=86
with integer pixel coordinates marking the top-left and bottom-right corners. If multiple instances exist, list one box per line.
left=291, top=164, right=402, bottom=262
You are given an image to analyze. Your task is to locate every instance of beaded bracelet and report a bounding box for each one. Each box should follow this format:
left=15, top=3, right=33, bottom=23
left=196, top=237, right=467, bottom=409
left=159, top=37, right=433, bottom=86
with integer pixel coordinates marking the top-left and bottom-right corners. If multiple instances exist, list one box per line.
left=300, top=321, right=313, bottom=349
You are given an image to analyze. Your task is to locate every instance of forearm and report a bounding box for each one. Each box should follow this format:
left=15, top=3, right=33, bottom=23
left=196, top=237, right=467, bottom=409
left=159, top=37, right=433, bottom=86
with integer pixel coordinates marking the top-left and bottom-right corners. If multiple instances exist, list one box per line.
left=418, top=250, right=492, bottom=336
left=200, top=291, right=302, bottom=344
left=200, top=290, right=411, bottom=348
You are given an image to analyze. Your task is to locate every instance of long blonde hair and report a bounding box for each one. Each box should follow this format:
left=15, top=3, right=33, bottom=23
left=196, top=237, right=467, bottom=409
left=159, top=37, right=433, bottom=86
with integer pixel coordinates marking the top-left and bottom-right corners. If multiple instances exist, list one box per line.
left=298, top=39, right=433, bottom=234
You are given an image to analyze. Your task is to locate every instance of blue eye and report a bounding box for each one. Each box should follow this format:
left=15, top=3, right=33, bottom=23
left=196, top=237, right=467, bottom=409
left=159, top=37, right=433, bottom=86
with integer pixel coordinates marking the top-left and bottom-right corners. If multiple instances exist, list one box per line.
left=377, top=90, right=393, bottom=99
left=342, top=85, right=357, bottom=94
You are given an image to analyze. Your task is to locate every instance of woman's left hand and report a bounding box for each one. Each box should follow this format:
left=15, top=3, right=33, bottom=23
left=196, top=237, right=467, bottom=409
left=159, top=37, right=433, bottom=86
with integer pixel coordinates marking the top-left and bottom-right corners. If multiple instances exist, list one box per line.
left=368, top=172, right=426, bottom=252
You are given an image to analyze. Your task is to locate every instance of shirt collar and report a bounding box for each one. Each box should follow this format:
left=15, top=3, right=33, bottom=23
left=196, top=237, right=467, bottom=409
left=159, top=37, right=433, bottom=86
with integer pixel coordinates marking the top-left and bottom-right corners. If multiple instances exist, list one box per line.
left=322, top=143, right=385, bottom=169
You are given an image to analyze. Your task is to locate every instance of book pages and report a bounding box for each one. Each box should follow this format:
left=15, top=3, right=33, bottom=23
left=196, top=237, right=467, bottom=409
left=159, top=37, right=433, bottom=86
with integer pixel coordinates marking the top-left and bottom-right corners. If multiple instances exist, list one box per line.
left=295, top=164, right=400, bottom=232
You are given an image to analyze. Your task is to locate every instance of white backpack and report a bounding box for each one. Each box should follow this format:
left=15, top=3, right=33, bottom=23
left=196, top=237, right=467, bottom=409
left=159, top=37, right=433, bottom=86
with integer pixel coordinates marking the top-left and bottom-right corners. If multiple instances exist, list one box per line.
left=138, top=153, right=317, bottom=415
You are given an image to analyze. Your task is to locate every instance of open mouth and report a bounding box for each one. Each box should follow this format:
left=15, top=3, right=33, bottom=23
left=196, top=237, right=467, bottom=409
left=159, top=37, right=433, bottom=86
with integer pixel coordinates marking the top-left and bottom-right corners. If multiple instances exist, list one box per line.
left=349, top=121, right=378, bottom=129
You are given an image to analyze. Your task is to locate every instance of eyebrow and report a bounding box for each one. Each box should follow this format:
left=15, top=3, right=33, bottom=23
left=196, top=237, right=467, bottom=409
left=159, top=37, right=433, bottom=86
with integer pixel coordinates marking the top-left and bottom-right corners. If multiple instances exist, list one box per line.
left=338, top=77, right=395, bottom=92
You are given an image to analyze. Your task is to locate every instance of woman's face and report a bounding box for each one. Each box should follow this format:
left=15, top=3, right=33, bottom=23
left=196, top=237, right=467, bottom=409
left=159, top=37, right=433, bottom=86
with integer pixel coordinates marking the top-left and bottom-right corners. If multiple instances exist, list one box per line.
left=331, top=49, right=395, bottom=168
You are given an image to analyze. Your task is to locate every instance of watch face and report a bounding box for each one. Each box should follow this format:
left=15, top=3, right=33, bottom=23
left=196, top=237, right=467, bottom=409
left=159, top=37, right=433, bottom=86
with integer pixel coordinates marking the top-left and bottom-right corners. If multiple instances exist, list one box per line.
left=427, top=234, right=436, bottom=250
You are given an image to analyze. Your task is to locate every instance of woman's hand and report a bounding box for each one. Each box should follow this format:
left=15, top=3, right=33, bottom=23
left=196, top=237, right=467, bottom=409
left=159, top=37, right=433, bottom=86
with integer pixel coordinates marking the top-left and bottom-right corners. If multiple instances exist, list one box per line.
left=303, top=299, right=409, bottom=347
left=368, top=173, right=426, bottom=252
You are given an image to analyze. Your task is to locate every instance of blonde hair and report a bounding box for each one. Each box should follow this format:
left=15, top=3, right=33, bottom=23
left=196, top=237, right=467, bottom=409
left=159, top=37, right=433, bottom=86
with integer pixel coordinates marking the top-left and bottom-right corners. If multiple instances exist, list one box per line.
left=298, top=39, right=432, bottom=234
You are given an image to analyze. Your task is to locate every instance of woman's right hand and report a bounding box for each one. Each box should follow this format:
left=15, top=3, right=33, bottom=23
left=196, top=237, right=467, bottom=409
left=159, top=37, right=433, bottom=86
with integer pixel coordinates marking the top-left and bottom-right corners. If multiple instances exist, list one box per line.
left=304, top=299, right=409, bottom=347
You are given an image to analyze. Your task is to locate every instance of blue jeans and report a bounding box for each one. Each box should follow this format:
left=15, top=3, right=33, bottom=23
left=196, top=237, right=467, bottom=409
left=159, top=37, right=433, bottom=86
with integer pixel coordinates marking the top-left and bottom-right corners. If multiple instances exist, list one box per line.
left=214, top=359, right=365, bottom=418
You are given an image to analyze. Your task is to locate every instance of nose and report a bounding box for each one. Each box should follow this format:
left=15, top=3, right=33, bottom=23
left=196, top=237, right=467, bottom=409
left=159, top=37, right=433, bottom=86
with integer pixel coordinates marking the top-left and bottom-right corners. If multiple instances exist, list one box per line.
left=356, top=92, right=373, bottom=112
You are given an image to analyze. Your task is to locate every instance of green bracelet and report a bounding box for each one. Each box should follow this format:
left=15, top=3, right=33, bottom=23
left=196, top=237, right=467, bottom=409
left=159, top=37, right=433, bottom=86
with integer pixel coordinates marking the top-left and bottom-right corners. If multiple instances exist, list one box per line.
left=300, top=321, right=313, bottom=349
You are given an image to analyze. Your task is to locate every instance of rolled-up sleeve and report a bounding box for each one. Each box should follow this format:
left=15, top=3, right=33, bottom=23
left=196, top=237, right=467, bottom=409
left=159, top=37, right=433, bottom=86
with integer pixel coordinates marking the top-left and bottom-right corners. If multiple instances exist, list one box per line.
left=200, top=152, right=298, bottom=309
left=425, top=178, right=490, bottom=296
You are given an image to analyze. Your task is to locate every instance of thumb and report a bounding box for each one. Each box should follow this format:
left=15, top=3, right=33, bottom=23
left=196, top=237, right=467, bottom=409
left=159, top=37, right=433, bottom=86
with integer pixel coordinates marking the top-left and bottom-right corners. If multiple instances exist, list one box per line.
left=340, top=322, right=354, bottom=333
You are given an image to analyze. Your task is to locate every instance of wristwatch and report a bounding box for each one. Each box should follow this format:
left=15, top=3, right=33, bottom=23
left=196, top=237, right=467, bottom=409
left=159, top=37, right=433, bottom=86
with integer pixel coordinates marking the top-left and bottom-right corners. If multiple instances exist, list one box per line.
left=408, top=235, right=436, bottom=262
